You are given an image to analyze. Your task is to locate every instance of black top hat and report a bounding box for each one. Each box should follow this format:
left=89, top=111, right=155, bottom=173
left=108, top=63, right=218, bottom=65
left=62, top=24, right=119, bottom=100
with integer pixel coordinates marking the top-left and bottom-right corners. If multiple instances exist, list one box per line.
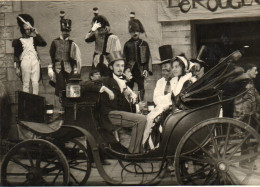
left=17, top=14, right=34, bottom=34
left=159, top=45, right=173, bottom=64
left=106, top=51, right=125, bottom=65
left=60, top=11, right=72, bottom=32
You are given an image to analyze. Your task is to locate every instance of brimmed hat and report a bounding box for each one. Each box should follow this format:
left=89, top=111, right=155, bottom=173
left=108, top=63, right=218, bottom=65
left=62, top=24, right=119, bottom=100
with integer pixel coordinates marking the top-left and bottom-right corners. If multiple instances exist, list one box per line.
left=106, top=51, right=125, bottom=65
left=60, top=11, right=72, bottom=32
left=189, top=59, right=208, bottom=68
left=17, top=14, right=34, bottom=34
left=158, top=45, right=173, bottom=64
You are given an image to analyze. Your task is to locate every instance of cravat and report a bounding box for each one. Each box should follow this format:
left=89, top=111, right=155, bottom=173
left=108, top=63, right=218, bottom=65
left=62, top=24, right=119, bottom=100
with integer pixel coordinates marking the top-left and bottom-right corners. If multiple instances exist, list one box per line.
left=164, top=78, right=172, bottom=95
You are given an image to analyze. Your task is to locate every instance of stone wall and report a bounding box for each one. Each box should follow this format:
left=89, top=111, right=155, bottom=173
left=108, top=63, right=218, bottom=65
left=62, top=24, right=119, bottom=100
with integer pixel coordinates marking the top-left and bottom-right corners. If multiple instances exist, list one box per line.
left=0, top=1, right=165, bottom=140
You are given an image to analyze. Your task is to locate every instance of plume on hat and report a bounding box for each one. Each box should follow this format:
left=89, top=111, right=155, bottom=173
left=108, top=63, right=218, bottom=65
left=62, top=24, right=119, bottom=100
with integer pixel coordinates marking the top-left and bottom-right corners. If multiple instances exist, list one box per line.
left=17, top=14, right=34, bottom=34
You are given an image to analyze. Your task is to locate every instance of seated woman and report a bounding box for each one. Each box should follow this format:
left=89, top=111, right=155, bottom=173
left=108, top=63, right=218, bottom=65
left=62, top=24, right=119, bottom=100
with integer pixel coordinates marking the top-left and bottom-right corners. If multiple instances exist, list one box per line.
left=142, top=52, right=193, bottom=149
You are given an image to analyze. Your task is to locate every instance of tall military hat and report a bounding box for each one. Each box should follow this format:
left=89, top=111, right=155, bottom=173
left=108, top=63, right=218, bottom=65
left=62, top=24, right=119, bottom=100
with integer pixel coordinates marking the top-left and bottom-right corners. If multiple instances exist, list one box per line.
left=60, top=11, right=72, bottom=32
left=159, top=45, right=174, bottom=64
left=93, top=15, right=110, bottom=28
left=106, top=51, right=125, bottom=65
left=93, top=7, right=99, bottom=14
left=128, top=12, right=145, bottom=33
left=17, top=14, right=34, bottom=34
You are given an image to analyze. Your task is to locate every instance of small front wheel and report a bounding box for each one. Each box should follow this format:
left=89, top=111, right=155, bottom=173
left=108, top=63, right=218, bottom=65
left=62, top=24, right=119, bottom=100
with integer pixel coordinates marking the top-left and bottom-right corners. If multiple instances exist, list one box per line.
left=1, top=139, right=70, bottom=186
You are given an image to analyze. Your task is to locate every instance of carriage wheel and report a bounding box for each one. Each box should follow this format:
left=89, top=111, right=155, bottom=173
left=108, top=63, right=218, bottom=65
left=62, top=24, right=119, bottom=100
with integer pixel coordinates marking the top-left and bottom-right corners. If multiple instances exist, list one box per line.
left=174, top=117, right=260, bottom=185
left=1, top=139, right=69, bottom=186
left=62, top=139, right=92, bottom=185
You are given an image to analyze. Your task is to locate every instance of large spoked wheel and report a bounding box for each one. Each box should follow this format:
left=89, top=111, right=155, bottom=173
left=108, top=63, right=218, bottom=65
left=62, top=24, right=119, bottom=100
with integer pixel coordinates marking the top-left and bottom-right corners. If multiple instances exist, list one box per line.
left=174, top=117, right=260, bottom=185
left=1, top=139, right=70, bottom=186
left=61, top=139, right=92, bottom=185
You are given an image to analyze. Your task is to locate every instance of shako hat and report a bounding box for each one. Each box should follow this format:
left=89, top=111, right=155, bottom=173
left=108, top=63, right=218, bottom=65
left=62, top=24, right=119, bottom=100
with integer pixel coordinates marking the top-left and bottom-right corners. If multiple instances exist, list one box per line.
left=128, top=12, right=145, bottom=33
left=17, top=14, right=34, bottom=34
left=60, top=11, right=72, bottom=32
left=93, top=15, right=110, bottom=27
left=93, top=7, right=98, bottom=14
left=106, top=51, right=125, bottom=65
left=159, top=45, right=174, bottom=64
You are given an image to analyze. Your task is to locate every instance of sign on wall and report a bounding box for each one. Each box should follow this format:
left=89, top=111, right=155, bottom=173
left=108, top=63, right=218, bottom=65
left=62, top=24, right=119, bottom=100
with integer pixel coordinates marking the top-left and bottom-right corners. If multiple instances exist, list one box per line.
left=158, top=0, right=260, bottom=21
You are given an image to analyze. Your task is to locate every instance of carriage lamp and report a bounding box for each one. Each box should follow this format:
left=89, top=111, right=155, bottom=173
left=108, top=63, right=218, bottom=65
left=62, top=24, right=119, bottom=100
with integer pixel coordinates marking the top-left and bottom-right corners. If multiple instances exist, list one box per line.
left=66, top=77, right=81, bottom=98
left=45, top=104, right=54, bottom=123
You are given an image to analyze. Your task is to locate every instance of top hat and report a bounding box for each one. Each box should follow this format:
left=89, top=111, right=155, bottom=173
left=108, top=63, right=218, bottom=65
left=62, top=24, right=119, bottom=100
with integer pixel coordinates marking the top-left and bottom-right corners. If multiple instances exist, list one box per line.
left=17, top=14, right=34, bottom=34
left=159, top=45, right=173, bottom=64
left=106, top=51, right=125, bottom=65
left=60, top=11, right=72, bottom=32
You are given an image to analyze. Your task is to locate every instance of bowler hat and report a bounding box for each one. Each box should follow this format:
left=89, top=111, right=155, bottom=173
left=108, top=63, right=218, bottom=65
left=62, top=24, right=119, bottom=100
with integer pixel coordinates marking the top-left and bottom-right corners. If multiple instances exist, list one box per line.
left=159, top=45, right=173, bottom=64
left=106, top=51, right=125, bottom=65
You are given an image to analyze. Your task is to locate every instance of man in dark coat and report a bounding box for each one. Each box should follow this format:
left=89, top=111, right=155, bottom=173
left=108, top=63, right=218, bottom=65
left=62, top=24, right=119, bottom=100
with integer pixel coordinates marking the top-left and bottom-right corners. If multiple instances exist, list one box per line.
left=100, top=51, right=146, bottom=154
left=123, top=12, right=152, bottom=100
left=48, top=11, right=81, bottom=96
left=12, top=14, right=47, bottom=95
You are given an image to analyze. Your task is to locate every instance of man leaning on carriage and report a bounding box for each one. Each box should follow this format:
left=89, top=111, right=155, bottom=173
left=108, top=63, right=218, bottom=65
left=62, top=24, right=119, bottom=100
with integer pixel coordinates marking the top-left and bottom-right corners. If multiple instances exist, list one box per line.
left=11, top=9, right=260, bottom=155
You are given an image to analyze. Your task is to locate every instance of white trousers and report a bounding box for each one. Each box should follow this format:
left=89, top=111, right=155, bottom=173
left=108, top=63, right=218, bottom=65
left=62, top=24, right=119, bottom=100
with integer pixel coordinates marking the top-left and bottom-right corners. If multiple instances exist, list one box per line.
left=21, top=55, right=40, bottom=95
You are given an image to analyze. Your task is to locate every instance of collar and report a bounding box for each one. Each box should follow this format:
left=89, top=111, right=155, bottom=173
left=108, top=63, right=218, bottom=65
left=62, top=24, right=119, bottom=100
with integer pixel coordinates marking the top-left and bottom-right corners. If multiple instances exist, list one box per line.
left=113, top=73, right=127, bottom=93
left=60, top=35, right=69, bottom=40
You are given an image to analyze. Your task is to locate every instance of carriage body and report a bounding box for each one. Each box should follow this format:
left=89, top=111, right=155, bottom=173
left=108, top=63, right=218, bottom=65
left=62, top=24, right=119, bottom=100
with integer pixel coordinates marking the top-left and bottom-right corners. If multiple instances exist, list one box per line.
left=2, top=51, right=260, bottom=185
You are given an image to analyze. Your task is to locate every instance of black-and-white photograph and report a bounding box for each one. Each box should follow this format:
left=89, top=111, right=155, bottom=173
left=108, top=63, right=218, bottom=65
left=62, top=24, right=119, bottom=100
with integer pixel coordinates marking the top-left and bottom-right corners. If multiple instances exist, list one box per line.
left=0, top=0, right=260, bottom=185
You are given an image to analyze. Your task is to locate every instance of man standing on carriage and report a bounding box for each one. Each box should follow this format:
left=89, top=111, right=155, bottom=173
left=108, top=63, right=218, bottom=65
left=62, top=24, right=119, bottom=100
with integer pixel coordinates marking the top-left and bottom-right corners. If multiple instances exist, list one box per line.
left=100, top=51, right=146, bottom=154
left=85, top=13, right=121, bottom=77
left=48, top=11, right=82, bottom=96
left=123, top=12, right=152, bottom=101
left=13, top=14, right=47, bottom=95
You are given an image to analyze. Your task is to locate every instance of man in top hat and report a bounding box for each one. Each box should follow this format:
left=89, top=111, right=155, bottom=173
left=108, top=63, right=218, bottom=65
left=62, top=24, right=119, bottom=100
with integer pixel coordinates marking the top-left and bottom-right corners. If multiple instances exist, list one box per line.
left=48, top=11, right=82, bottom=96
left=13, top=14, right=47, bottom=95
left=100, top=51, right=146, bottom=153
left=123, top=12, right=152, bottom=101
left=85, top=13, right=120, bottom=77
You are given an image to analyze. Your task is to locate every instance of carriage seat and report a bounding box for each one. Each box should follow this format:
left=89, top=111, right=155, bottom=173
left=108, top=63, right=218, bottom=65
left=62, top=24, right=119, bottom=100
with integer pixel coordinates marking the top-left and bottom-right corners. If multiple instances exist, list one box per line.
left=18, top=120, right=63, bottom=137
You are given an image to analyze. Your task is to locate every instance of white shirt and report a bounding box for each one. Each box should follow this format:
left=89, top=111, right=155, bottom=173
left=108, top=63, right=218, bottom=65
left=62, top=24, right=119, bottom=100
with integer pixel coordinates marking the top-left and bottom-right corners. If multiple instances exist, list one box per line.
left=153, top=77, right=178, bottom=107
left=153, top=73, right=192, bottom=107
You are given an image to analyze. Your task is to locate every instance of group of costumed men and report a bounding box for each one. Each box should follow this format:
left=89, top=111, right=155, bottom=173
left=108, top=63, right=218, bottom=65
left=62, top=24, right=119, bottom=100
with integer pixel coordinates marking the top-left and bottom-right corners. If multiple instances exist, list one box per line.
left=13, top=9, right=152, bottom=102
left=12, top=9, right=208, bottom=152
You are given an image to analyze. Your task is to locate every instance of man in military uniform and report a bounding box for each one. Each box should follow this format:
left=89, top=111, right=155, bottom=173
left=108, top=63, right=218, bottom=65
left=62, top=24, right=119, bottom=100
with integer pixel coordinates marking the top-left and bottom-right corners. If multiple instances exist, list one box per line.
left=85, top=14, right=120, bottom=77
left=123, top=12, right=152, bottom=101
left=48, top=11, right=81, bottom=96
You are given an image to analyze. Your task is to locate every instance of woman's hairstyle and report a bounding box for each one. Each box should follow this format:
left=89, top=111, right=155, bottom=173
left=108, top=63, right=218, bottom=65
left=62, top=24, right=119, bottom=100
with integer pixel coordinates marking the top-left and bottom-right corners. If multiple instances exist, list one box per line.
left=172, top=58, right=186, bottom=77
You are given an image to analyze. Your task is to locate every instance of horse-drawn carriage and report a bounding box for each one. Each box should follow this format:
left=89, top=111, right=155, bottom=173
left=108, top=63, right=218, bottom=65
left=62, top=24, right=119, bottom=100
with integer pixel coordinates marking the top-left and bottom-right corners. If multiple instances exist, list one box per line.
left=1, top=50, right=260, bottom=185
